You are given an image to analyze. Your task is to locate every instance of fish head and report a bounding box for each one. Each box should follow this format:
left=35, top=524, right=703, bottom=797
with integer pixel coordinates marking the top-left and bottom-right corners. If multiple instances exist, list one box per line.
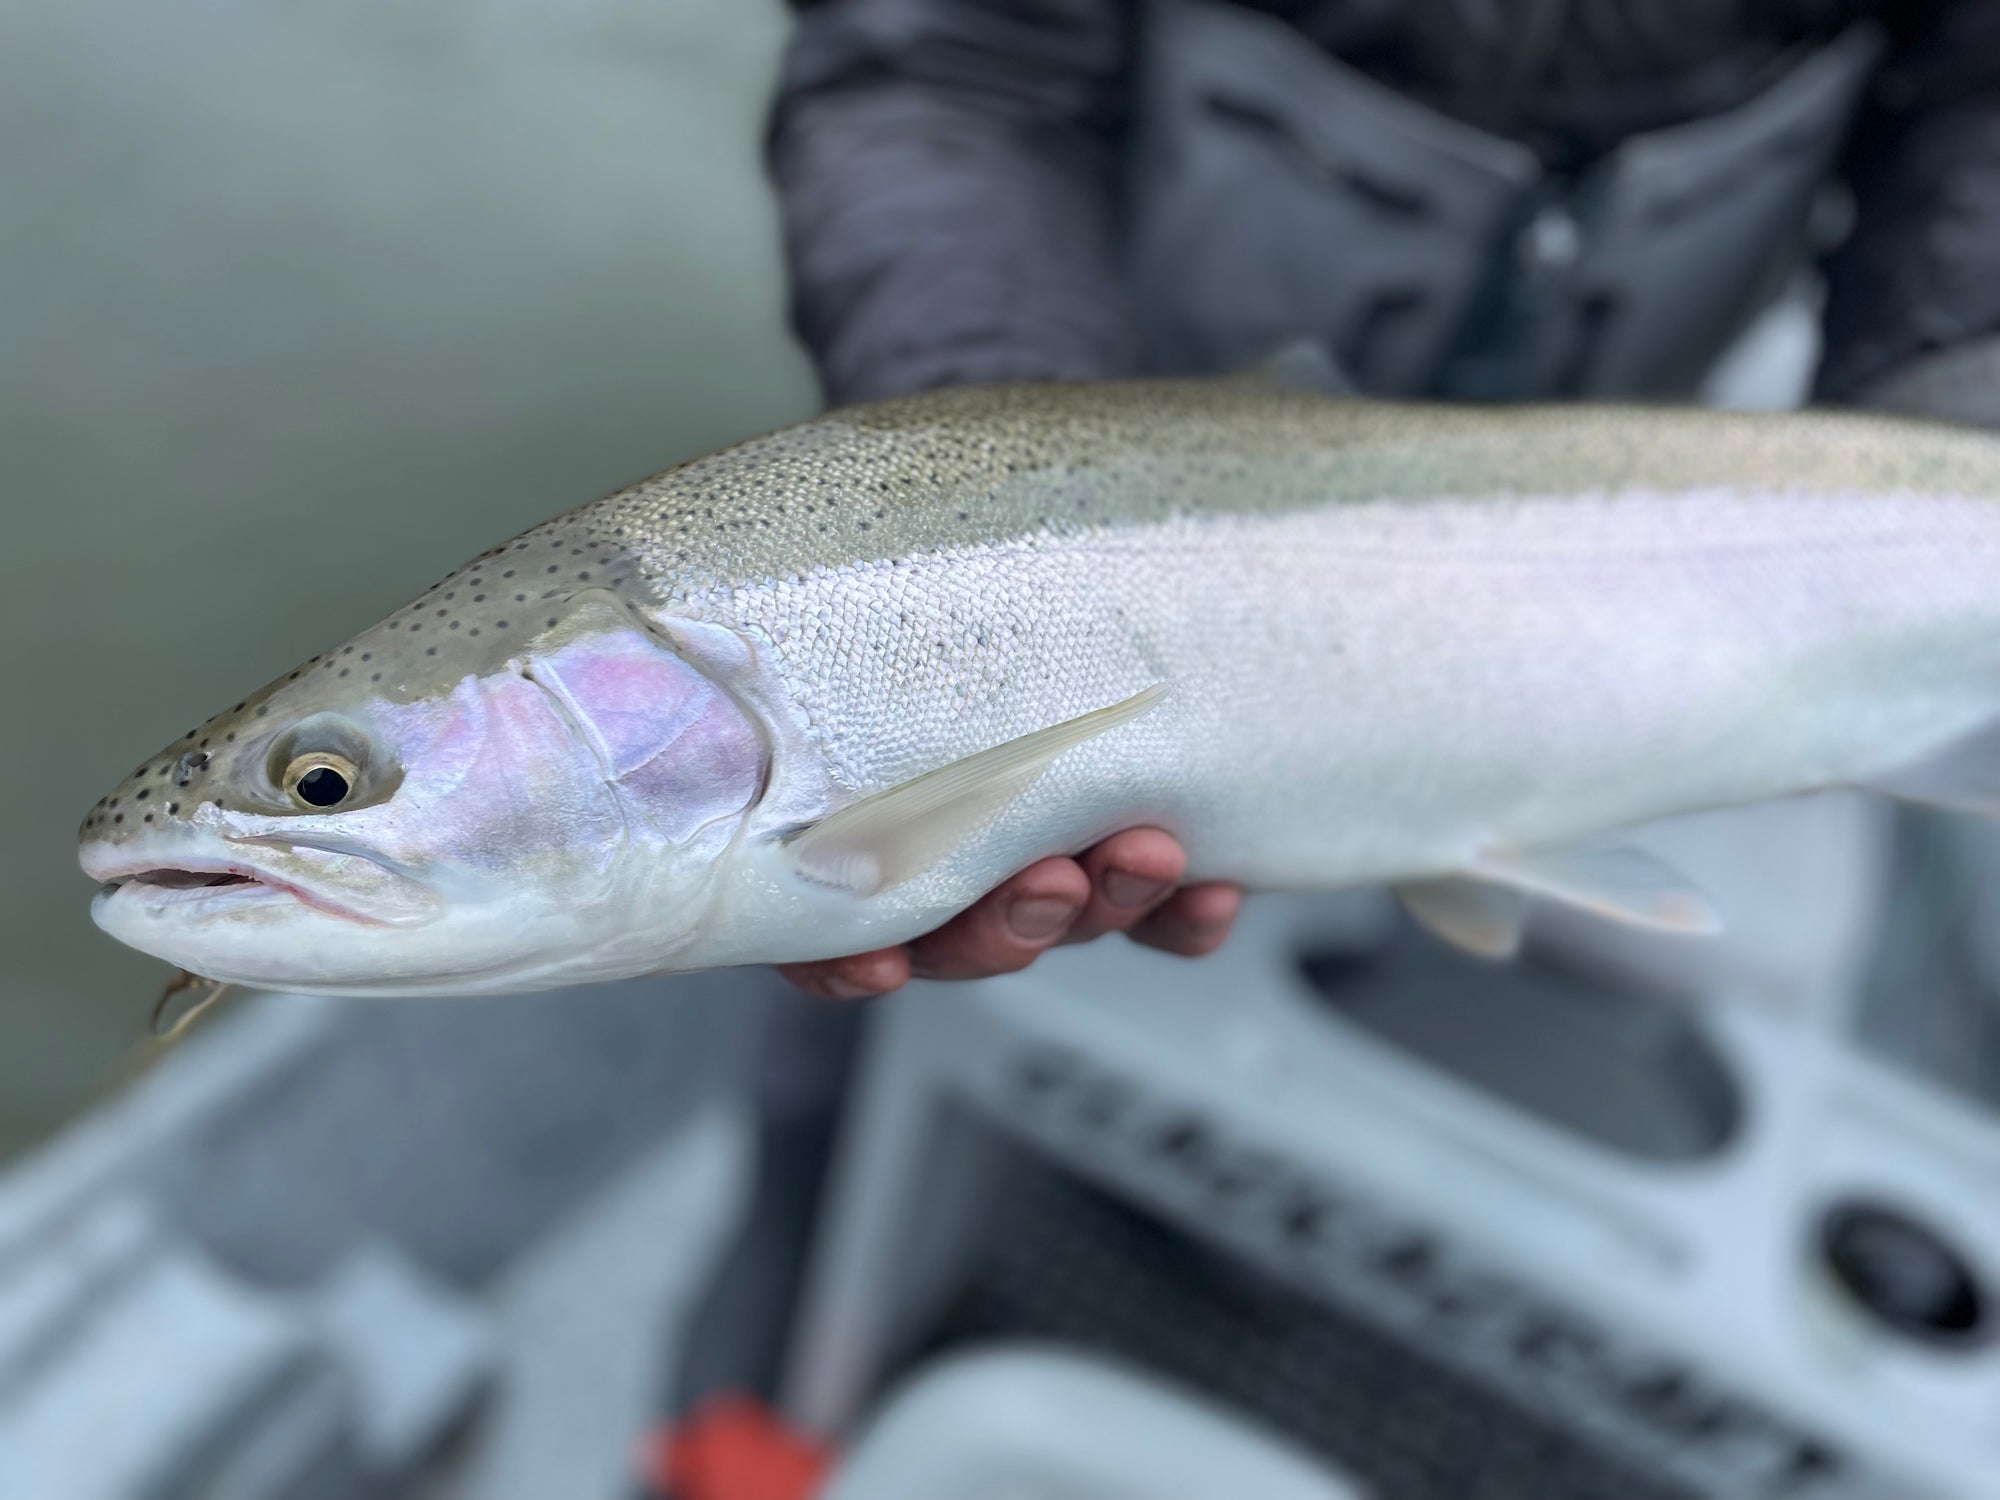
left=80, top=560, right=768, bottom=995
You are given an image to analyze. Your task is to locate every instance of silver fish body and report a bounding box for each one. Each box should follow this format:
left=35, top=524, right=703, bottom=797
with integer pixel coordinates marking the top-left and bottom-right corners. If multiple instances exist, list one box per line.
left=78, top=380, right=2000, bottom=993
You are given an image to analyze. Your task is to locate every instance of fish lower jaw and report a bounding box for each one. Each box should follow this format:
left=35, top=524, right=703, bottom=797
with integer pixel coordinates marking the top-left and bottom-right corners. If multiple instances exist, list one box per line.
left=86, top=881, right=438, bottom=996
left=87, top=858, right=389, bottom=927
left=94, top=870, right=293, bottom=918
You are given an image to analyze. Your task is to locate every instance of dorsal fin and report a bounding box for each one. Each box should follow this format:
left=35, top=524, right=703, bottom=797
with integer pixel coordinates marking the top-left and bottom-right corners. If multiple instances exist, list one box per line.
left=1247, top=339, right=1353, bottom=397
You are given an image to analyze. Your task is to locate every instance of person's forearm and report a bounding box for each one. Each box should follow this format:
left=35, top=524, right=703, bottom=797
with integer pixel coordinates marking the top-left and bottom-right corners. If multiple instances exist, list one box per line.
left=773, top=88, right=1136, bottom=404
left=1846, top=336, right=2000, bottom=430
left=768, top=0, right=1137, bottom=406
left=1817, top=2, right=2000, bottom=417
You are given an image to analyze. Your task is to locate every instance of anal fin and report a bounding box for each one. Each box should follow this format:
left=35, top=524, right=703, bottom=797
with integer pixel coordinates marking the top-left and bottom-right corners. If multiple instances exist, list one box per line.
left=1867, top=717, right=2000, bottom=815
left=1472, top=847, right=1721, bottom=935
left=1400, top=845, right=1719, bottom=960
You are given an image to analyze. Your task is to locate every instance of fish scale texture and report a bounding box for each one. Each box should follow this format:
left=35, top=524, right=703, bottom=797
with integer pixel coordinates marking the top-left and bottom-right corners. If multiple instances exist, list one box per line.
left=596, top=383, right=2000, bottom=598
left=672, top=485, right=2000, bottom=903
left=76, top=381, right=2000, bottom=994
left=83, top=383, right=2000, bottom=870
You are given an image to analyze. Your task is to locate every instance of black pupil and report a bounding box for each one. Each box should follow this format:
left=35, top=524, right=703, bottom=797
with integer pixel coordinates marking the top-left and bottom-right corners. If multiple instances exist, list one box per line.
left=296, top=766, right=350, bottom=807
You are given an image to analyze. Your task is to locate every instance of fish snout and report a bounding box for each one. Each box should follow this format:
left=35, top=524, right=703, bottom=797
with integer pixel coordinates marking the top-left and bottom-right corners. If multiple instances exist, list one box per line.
left=79, top=747, right=219, bottom=848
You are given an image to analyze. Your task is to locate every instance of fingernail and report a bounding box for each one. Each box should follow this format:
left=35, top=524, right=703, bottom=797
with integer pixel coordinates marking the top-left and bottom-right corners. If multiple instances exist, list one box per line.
left=822, top=977, right=875, bottom=1001
left=1102, top=870, right=1167, bottom=909
left=1008, top=896, right=1079, bottom=941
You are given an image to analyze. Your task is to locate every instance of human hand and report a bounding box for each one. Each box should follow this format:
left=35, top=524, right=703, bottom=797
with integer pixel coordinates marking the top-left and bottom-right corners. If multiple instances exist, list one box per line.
left=775, top=828, right=1243, bottom=1001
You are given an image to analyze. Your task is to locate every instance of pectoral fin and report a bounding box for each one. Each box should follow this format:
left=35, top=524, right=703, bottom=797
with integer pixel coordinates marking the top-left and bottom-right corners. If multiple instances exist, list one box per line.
left=1866, top=718, right=2000, bottom=815
left=1399, top=846, right=1719, bottom=959
left=786, top=684, right=1166, bottom=896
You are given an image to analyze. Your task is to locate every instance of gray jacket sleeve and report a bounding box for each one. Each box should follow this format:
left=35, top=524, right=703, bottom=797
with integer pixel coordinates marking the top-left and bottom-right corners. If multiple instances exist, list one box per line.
left=769, top=0, right=1139, bottom=407
left=1817, top=0, right=2000, bottom=422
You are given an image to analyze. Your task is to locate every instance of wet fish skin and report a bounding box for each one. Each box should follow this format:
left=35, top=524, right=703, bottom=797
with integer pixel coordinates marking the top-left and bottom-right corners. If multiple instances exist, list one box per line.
left=77, top=379, right=2000, bottom=994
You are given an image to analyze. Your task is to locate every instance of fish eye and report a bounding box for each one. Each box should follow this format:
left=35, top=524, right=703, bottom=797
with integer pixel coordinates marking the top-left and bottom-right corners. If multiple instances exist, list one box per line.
left=283, top=751, right=359, bottom=810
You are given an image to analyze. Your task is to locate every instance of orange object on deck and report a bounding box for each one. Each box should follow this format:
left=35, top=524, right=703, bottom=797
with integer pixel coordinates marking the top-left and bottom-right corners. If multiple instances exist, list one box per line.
left=643, top=1394, right=834, bottom=1500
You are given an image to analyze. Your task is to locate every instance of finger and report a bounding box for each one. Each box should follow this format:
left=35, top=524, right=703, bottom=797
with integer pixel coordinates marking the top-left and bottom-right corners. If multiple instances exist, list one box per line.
left=1063, top=827, right=1188, bottom=944
left=1130, top=882, right=1243, bottom=958
left=776, top=945, right=912, bottom=1001
left=906, top=856, right=1091, bottom=981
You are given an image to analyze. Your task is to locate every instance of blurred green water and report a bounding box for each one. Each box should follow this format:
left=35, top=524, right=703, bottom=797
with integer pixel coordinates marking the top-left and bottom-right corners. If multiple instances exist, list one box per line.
left=0, top=0, right=816, bottom=1158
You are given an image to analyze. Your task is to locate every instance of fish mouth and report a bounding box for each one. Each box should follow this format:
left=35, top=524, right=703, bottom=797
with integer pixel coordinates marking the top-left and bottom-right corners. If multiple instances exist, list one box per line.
left=86, top=851, right=409, bottom=926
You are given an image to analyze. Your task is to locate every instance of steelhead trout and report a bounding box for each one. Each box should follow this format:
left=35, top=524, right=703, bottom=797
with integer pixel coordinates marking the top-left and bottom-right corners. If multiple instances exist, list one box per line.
left=78, top=378, right=2000, bottom=995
